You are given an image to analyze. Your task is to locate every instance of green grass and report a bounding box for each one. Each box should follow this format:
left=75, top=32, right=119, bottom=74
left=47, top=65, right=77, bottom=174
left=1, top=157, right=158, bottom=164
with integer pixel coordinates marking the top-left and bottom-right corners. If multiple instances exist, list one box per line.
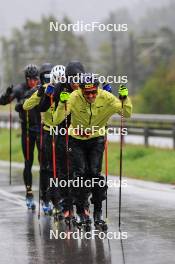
left=102, top=142, right=175, bottom=184
left=0, top=128, right=38, bottom=165
left=0, top=103, right=16, bottom=112
left=0, top=128, right=175, bottom=184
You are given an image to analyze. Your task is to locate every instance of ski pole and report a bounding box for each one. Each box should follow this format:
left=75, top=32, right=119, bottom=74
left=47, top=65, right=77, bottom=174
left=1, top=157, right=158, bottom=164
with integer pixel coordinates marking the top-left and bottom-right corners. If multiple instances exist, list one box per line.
left=64, top=102, right=69, bottom=176
left=38, top=118, right=43, bottom=220
left=102, top=83, right=112, bottom=221
left=9, top=102, right=12, bottom=185
left=64, top=98, right=71, bottom=230
left=104, top=132, right=108, bottom=222
left=50, top=94, right=57, bottom=179
left=119, top=99, right=124, bottom=230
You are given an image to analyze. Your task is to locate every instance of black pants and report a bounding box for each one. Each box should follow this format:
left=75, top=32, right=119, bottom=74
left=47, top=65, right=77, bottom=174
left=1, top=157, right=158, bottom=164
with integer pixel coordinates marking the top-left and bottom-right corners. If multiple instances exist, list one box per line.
left=43, top=131, right=71, bottom=207
left=21, top=127, right=40, bottom=189
left=39, top=129, right=50, bottom=202
left=42, top=131, right=59, bottom=204
left=69, top=136, right=107, bottom=213
left=56, top=135, right=73, bottom=210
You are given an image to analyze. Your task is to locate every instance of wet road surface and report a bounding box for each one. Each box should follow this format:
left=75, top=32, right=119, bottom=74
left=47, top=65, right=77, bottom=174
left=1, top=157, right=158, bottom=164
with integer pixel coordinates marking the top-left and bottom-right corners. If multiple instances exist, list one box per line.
left=0, top=163, right=175, bottom=264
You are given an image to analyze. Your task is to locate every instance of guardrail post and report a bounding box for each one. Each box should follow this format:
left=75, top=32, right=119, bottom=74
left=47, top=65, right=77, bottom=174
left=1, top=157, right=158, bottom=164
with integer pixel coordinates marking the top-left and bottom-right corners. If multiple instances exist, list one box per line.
left=144, top=127, right=149, bottom=147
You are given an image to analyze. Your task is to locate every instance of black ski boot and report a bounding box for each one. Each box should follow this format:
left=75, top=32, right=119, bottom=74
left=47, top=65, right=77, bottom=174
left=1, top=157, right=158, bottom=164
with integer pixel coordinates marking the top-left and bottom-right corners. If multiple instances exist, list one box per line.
left=76, top=209, right=91, bottom=232
left=53, top=203, right=64, bottom=222
left=42, top=201, right=53, bottom=216
left=63, top=208, right=75, bottom=226
left=94, top=210, right=108, bottom=231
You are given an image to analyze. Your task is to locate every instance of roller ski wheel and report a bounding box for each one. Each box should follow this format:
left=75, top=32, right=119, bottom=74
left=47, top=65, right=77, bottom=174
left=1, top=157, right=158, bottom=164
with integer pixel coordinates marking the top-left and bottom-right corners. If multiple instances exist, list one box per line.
left=53, top=207, right=64, bottom=222
left=75, top=218, right=92, bottom=232
left=72, top=217, right=77, bottom=227
left=84, top=221, right=91, bottom=232
left=94, top=220, right=108, bottom=231
left=94, top=211, right=108, bottom=231
left=76, top=209, right=92, bottom=231
left=42, top=202, right=53, bottom=216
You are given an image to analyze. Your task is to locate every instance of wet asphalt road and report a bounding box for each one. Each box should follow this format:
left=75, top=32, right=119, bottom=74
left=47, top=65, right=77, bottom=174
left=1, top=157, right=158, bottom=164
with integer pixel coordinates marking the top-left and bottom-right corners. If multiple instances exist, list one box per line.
left=0, top=164, right=175, bottom=264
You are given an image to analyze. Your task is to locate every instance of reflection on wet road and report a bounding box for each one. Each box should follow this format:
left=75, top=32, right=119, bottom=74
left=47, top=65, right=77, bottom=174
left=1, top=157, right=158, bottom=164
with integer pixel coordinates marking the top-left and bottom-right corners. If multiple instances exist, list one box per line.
left=0, top=166, right=175, bottom=264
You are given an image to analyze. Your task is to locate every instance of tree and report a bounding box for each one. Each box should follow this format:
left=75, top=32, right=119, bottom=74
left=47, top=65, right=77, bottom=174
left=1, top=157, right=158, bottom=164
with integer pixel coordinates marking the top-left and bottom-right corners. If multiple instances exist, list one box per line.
left=138, top=63, right=175, bottom=114
left=1, top=15, right=91, bottom=87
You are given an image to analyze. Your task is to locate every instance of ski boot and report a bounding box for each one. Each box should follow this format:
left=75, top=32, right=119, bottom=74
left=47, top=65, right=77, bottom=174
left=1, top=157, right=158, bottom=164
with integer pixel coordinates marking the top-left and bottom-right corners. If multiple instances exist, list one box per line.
left=52, top=203, right=64, bottom=222
left=76, top=209, right=92, bottom=232
left=42, top=201, right=53, bottom=216
left=94, top=210, right=108, bottom=231
left=26, top=188, right=35, bottom=211
left=63, top=208, right=75, bottom=227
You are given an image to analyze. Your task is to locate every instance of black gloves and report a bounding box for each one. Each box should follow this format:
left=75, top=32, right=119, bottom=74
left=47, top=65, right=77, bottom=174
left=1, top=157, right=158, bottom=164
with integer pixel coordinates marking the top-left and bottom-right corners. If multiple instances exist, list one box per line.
left=5, top=85, right=13, bottom=96
left=15, top=103, right=23, bottom=112
left=37, top=84, right=45, bottom=97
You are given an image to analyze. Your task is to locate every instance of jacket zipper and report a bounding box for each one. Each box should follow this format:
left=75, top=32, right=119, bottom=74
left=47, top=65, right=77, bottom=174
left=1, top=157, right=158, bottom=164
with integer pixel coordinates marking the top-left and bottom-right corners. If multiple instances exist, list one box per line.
left=89, top=103, right=92, bottom=125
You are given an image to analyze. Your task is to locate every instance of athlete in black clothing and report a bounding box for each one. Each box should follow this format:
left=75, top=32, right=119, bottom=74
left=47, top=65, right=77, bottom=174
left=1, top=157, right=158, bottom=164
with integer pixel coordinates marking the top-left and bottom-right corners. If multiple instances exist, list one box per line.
left=0, top=64, right=40, bottom=209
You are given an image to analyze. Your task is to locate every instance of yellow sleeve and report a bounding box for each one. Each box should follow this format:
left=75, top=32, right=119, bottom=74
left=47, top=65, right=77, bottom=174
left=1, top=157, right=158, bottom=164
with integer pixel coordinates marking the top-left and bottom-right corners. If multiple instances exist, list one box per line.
left=108, top=93, right=133, bottom=118
left=23, top=91, right=41, bottom=110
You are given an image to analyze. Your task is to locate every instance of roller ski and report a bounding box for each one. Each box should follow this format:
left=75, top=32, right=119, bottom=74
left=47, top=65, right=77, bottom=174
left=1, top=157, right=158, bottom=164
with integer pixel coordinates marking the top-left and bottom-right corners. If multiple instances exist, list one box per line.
left=52, top=204, right=64, bottom=222
left=42, top=201, right=52, bottom=216
left=94, top=210, right=108, bottom=231
left=63, top=208, right=76, bottom=227
left=75, top=209, right=92, bottom=232
left=26, top=188, right=36, bottom=211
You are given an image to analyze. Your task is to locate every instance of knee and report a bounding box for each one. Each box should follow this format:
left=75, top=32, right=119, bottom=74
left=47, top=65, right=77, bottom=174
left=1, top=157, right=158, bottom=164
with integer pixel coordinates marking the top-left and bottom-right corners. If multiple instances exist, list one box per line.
left=73, top=167, right=86, bottom=178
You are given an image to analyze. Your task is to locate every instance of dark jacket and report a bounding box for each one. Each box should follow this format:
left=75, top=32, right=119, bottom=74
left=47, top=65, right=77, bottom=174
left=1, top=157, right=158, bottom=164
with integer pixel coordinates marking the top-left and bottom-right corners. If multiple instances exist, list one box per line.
left=0, top=83, right=41, bottom=131
left=38, top=82, right=71, bottom=129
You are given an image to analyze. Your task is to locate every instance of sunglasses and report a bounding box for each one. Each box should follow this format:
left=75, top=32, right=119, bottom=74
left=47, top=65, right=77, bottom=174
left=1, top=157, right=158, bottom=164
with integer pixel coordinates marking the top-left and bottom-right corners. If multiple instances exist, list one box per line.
left=83, top=89, right=98, bottom=95
left=27, top=77, right=39, bottom=81
left=43, top=78, right=50, bottom=84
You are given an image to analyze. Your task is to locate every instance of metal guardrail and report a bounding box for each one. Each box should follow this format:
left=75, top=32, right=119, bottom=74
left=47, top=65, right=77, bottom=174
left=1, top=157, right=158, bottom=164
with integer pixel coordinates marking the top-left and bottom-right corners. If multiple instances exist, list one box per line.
left=1, top=112, right=175, bottom=148
left=111, top=113, right=175, bottom=123
left=110, top=114, right=175, bottom=148
left=0, top=112, right=19, bottom=129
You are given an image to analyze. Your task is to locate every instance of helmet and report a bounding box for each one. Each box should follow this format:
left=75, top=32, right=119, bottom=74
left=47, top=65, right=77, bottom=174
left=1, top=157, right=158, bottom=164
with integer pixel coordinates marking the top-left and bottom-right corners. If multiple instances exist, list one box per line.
left=24, top=64, right=39, bottom=79
left=50, top=65, right=66, bottom=84
left=79, top=73, right=99, bottom=89
left=39, top=63, right=54, bottom=75
left=39, top=63, right=54, bottom=84
left=65, top=61, right=85, bottom=77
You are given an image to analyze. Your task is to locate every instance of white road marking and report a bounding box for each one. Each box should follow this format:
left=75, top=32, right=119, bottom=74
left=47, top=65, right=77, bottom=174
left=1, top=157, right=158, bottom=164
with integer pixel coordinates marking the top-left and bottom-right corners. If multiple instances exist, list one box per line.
left=0, top=189, right=39, bottom=208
